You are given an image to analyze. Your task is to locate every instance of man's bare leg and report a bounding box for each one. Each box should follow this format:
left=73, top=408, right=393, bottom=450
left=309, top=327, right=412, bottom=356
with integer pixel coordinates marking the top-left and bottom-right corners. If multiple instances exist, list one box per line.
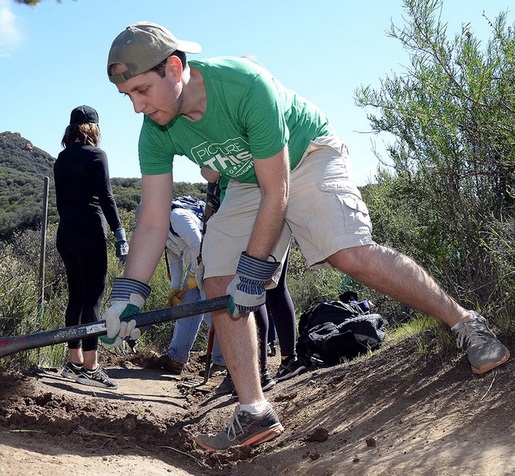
left=204, top=275, right=263, bottom=404
left=329, top=244, right=466, bottom=327
left=196, top=276, right=283, bottom=451
left=329, top=244, right=509, bottom=374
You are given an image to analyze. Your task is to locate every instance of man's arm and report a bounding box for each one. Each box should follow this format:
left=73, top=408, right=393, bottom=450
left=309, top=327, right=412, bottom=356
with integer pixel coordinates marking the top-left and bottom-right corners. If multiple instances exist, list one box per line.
left=246, top=146, right=290, bottom=260
left=124, top=173, right=173, bottom=283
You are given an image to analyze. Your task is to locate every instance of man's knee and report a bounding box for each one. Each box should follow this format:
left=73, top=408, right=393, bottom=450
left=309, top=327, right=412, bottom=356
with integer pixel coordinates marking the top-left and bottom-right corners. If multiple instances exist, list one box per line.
left=204, top=275, right=233, bottom=299
left=328, top=244, right=378, bottom=275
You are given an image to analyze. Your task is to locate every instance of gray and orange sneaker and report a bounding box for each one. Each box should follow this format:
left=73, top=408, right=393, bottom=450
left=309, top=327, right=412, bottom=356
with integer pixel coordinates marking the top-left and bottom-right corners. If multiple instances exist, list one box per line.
left=195, top=403, right=284, bottom=451
left=452, top=311, right=510, bottom=374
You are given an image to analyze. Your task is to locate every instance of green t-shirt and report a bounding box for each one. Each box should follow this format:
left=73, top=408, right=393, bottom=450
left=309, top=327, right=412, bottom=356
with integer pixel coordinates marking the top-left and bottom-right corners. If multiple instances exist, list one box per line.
left=138, top=57, right=332, bottom=183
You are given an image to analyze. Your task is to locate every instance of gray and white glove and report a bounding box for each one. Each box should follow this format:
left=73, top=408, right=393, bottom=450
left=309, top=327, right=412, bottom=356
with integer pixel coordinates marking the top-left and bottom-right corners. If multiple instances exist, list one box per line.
left=226, top=252, right=279, bottom=318
left=100, top=278, right=150, bottom=347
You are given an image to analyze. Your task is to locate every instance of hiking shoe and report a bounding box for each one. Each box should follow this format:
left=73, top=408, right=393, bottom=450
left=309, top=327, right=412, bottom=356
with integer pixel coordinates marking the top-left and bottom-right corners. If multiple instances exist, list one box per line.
left=61, top=362, right=83, bottom=380
left=452, top=311, right=510, bottom=374
left=195, top=403, right=284, bottom=451
left=156, top=354, right=184, bottom=375
left=275, top=355, right=307, bottom=382
left=76, top=366, right=118, bottom=389
left=215, top=373, right=235, bottom=395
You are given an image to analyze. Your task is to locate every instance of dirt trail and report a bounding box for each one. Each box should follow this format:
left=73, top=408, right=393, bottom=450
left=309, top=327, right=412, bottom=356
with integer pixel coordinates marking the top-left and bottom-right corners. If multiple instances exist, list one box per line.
left=0, top=336, right=514, bottom=476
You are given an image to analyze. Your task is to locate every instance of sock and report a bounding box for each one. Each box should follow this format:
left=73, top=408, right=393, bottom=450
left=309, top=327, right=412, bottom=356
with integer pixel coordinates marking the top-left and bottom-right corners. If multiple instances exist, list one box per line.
left=239, top=400, right=268, bottom=414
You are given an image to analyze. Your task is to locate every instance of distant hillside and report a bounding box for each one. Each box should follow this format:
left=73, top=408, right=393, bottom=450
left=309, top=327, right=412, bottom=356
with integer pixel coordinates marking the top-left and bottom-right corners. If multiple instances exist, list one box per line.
left=0, top=131, right=56, bottom=239
left=0, top=131, right=207, bottom=240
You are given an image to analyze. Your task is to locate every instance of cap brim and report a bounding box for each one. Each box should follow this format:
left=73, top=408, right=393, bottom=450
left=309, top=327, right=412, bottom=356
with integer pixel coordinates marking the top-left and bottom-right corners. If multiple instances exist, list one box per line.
left=177, top=39, right=202, bottom=54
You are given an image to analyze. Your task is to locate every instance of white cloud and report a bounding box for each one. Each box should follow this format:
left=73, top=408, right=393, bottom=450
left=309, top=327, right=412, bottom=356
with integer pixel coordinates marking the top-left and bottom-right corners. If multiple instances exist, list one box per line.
left=0, top=0, right=23, bottom=58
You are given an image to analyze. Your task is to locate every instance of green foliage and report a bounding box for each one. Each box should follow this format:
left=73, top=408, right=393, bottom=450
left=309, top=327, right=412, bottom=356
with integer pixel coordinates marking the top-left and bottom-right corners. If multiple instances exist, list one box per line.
left=286, top=242, right=340, bottom=314
left=110, top=178, right=142, bottom=212
left=355, top=0, right=515, bottom=315
left=0, top=228, right=64, bottom=369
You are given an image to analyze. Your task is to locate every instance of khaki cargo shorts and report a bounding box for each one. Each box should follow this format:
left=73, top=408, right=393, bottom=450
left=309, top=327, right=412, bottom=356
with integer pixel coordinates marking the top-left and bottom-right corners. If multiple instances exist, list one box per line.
left=202, top=135, right=375, bottom=280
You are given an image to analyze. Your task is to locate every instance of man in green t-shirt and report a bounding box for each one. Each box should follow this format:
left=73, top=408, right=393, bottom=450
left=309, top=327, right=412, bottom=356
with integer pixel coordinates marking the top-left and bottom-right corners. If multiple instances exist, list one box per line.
left=103, top=22, right=509, bottom=452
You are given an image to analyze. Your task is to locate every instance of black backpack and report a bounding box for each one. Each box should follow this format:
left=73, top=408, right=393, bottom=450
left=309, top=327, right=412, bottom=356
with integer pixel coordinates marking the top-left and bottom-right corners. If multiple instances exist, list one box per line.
left=296, top=300, right=388, bottom=366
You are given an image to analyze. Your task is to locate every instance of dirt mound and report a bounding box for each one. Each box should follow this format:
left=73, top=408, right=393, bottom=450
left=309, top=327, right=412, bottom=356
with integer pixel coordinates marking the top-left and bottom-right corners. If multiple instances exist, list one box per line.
left=0, top=334, right=514, bottom=475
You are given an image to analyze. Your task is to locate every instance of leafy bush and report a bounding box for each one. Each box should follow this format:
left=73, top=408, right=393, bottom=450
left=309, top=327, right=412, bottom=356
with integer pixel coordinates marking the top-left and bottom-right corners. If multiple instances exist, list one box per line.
left=355, top=0, right=515, bottom=318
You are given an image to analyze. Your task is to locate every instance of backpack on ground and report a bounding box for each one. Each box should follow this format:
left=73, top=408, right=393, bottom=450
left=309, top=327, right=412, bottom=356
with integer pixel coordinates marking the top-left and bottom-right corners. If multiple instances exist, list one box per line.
left=170, top=196, right=205, bottom=236
left=296, top=299, right=388, bottom=367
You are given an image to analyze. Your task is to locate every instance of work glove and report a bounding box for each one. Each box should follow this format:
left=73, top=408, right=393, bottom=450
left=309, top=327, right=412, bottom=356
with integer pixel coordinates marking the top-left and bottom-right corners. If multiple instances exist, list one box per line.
left=100, top=278, right=151, bottom=347
left=226, top=252, right=279, bottom=318
left=186, top=271, right=198, bottom=290
left=166, top=288, right=183, bottom=307
left=114, top=228, right=129, bottom=266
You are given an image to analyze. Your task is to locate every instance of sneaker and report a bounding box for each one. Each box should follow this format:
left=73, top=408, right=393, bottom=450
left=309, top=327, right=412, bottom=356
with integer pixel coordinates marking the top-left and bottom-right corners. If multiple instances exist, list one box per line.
left=61, top=362, right=83, bottom=380
left=126, top=339, right=138, bottom=353
left=267, top=342, right=277, bottom=357
left=452, top=311, right=510, bottom=374
left=275, top=355, right=307, bottom=382
left=260, top=369, right=276, bottom=391
left=76, top=366, right=119, bottom=389
left=195, top=402, right=284, bottom=451
left=156, top=354, right=184, bottom=375
left=215, top=373, right=235, bottom=395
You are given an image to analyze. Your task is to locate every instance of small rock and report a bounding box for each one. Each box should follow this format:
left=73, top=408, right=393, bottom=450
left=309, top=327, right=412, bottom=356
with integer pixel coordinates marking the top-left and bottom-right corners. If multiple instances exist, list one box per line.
left=309, top=451, right=320, bottom=460
left=123, top=417, right=137, bottom=431
left=366, top=437, right=376, bottom=447
left=305, top=427, right=329, bottom=442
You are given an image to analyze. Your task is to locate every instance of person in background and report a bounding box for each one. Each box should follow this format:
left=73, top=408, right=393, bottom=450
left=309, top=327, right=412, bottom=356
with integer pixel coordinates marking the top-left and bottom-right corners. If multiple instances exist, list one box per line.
left=266, top=248, right=307, bottom=382
left=54, top=105, right=128, bottom=390
left=104, top=23, right=509, bottom=451
left=154, top=197, right=225, bottom=375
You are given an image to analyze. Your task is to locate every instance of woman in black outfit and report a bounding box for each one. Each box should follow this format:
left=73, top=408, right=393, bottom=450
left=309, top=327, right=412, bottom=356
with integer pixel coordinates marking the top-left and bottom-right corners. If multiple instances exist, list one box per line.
left=54, top=105, right=128, bottom=389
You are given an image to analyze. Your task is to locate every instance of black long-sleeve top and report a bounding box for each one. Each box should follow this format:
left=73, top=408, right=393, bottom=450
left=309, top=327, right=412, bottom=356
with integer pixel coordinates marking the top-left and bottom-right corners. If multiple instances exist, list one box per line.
left=54, top=143, right=121, bottom=235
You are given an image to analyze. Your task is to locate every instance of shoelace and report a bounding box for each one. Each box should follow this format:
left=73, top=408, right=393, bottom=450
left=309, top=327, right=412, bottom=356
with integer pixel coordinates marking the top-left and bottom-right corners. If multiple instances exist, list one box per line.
left=454, top=312, right=488, bottom=349
left=225, top=410, right=247, bottom=442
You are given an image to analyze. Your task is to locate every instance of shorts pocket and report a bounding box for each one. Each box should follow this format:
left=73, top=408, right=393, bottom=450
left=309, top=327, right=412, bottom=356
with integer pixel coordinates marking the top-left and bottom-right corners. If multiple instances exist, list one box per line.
left=318, top=181, right=371, bottom=230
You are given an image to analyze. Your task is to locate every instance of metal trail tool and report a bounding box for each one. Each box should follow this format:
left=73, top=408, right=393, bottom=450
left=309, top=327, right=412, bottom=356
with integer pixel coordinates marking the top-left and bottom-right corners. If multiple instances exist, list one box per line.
left=0, top=296, right=230, bottom=359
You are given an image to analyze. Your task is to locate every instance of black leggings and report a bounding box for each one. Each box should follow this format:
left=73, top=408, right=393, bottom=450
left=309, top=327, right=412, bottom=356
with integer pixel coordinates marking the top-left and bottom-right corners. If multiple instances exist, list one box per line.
left=56, top=228, right=108, bottom=352
left=254, top=248, right=297, bottom=371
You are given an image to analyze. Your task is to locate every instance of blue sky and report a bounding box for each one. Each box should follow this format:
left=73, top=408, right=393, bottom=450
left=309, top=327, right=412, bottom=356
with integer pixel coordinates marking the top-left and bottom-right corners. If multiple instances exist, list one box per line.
left=1, top=0, right=513, bottom=185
